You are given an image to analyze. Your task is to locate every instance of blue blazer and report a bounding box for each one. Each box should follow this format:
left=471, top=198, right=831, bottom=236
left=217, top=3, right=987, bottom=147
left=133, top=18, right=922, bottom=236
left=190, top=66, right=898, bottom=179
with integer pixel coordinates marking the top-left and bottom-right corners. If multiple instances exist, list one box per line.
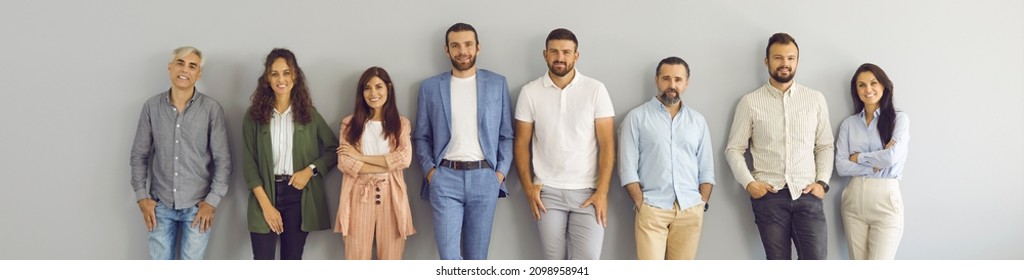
left=412, top=69, right=514, bottom=199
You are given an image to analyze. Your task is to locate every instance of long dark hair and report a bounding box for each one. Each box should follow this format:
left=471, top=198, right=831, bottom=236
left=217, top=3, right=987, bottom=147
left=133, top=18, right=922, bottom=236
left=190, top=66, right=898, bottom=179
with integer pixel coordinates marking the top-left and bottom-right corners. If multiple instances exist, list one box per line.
left=850, top=63, right=895, bottom=145
left=344, top=66, right=401, bottom=149
left=248, top=48, right=313, bottom=125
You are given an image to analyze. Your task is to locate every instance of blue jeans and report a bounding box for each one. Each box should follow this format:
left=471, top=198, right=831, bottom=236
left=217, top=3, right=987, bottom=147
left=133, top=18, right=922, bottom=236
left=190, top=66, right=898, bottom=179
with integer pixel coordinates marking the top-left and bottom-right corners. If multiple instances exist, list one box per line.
left=148, top=201, right=210, bottom=260
left=750, top=190, right=827, bottom=260
left=428, top=166, right=500, bottom=260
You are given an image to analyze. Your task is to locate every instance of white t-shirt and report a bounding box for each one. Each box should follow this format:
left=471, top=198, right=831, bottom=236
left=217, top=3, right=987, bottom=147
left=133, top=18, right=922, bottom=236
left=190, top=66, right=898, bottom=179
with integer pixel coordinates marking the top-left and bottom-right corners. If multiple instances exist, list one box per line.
left=514, top=70, right=615, bottom=189
left=444, top=74, right=485, bottom=161
left=360, top=120, right=390, bottom=156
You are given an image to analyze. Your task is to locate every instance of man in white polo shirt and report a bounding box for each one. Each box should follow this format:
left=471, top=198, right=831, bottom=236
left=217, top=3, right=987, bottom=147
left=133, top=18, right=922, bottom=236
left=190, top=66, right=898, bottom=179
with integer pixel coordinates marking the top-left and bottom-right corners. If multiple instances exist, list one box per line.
left=513, top=28, right=615, bottom=260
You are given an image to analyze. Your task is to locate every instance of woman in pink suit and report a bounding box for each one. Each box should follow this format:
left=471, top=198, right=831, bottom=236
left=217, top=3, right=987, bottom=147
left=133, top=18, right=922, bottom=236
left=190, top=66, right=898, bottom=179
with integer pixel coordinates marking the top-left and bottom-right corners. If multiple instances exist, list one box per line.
left=335, top=67, right=416, bottom=259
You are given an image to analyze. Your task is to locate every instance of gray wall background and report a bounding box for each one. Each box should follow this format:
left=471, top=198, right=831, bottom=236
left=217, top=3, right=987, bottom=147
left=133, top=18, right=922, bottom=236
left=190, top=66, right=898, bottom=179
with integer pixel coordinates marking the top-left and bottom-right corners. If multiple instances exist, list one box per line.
left=1, top=0, right=1021, bottom=260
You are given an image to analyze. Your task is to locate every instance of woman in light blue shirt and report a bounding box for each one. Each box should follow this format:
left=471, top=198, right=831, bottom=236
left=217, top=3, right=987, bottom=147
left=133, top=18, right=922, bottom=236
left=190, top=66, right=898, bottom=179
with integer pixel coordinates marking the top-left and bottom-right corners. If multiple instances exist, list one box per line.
left=835, top=63, right=909, bottom=260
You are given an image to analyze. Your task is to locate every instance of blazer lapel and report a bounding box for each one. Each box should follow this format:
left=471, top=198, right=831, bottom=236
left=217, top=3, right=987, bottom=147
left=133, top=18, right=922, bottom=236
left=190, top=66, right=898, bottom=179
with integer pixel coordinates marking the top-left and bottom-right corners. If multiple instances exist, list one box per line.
left=439, top=73, right=452, bottom=128
left=476, top=71, right=488, bottom=129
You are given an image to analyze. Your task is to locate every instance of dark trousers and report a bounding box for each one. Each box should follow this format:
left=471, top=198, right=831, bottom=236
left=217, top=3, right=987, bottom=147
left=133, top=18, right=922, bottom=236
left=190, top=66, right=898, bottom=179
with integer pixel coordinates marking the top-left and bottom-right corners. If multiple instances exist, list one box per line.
left=751, top=189, right=827, bottom=260
left=251, top=180, right=308, bottom=260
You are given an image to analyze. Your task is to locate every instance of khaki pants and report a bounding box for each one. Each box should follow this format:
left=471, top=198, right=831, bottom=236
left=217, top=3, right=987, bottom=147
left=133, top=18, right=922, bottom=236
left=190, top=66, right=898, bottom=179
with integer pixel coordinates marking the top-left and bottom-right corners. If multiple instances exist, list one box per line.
left=842, top=177, right=904, bottom=260
left=635, top=202, right=704, bottom=260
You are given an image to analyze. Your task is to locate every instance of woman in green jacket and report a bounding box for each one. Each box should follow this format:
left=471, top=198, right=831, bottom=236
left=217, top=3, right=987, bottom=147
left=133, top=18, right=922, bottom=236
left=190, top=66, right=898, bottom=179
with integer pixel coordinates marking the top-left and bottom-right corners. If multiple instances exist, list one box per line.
left=242, top=48, right=338, bottom=260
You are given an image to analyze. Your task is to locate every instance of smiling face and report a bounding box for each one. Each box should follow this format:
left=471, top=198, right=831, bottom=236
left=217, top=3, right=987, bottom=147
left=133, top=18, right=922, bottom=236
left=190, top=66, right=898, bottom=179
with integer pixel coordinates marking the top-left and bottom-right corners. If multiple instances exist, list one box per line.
left=267, top=58, right=295, bottom=96
left=855, top=71, right=884, bottom=108
left=765, top=42, right=799, bottom=84
left=544, top=39, right=578, bottom=77
left=445, top=30, right=479, bottom=73
left=167, top=52, right=202, bottom=91
left=363, top=76, right=389, bottom=113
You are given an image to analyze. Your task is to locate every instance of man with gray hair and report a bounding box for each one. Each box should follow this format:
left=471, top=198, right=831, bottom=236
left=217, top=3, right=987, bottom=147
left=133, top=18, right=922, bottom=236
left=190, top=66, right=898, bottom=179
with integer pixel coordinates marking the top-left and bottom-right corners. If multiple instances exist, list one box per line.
left=129, top=46, right=231, bottom=259
left=619, top=57, right=714, bottom=260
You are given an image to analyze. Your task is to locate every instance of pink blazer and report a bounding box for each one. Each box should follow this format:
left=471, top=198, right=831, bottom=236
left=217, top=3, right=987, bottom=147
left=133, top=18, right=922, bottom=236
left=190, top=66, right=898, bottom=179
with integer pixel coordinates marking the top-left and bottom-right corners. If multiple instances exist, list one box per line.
left=334, top=115, right=416, bottom=238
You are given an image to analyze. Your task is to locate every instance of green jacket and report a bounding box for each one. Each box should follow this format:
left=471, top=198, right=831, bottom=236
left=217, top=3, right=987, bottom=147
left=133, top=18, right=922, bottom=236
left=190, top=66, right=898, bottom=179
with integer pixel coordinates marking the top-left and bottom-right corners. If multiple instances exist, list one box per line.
left=242, top=107, right=338, bottom=233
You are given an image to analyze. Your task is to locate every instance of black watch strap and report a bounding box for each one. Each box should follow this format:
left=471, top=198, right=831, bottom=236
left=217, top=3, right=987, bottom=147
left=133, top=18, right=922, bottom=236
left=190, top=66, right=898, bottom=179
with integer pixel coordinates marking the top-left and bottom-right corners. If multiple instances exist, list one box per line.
left=817, top=180, right=830, bottom=193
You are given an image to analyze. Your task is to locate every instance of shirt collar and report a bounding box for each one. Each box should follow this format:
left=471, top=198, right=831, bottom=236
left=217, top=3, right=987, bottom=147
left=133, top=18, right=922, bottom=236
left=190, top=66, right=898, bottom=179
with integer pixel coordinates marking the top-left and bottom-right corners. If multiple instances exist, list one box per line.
left=273, top=105, right=293, bottom=116
left=163, top=88, right=201, bottom=104
left=764, top=82, right=796, bottom=98
left=542, top=69, right=581, bottom=90
left=647, top=96, right=686, bottom=114
left=858, top=108, right=882, bottom=118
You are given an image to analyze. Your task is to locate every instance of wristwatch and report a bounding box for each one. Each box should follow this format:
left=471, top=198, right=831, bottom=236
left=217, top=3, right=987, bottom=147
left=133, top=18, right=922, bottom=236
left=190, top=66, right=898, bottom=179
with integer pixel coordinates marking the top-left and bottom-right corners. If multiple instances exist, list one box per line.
left=816, top=180, right=830, bottom=193
left=309, top=164, right=319, bottom=176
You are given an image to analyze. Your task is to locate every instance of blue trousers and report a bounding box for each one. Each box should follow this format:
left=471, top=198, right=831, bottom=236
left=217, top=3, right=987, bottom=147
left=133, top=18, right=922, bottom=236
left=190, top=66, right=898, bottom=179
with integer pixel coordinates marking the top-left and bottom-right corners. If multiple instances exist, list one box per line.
left=148, top=200, right=209, bottom=260
left=428, top=166, right=501, bottom=260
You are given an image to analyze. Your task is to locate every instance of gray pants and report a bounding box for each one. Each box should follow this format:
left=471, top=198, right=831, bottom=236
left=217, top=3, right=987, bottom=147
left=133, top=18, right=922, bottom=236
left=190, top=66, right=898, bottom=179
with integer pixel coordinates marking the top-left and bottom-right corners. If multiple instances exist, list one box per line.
left=537, top=187, right=604, bottom=260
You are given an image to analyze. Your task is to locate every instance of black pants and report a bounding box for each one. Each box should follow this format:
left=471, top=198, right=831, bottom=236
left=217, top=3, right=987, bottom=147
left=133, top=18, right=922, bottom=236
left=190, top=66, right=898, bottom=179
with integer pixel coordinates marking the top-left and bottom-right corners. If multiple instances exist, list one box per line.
left=251, top=180, right=308, bottom=260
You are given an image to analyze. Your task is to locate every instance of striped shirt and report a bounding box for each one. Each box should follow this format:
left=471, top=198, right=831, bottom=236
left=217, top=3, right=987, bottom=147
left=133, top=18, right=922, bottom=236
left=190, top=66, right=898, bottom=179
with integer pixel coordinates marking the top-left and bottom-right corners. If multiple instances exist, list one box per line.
left=725, top=82, right=834, bottom=200
left=271, top=106, right=295, bottom=175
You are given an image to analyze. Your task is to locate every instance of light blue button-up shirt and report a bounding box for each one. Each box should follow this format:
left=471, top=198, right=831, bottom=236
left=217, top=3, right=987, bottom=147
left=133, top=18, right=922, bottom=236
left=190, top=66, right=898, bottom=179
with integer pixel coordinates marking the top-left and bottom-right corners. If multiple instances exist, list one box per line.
left=835, top=110, right=910, bottom=179
left=619, top=98, right=715, bottom=210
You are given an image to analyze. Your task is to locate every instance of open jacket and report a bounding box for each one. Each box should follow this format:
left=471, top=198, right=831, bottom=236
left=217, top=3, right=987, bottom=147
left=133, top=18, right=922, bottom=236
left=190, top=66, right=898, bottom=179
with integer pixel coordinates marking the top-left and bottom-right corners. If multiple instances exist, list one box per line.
left=334, top=116, right=416, bottom=238
left=242, top=107, right=338, bottom=233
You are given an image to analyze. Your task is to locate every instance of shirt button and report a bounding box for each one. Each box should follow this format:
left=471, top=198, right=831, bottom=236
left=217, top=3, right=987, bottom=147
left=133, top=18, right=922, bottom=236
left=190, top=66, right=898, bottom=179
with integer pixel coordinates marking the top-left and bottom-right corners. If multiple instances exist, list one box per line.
left=176, top=124, right=180, bottom=128
left=174, top=172, right=178, bottom=176
left=175, top=156, right=178, bottom=160
left=175, top=140, right=179, bottom=143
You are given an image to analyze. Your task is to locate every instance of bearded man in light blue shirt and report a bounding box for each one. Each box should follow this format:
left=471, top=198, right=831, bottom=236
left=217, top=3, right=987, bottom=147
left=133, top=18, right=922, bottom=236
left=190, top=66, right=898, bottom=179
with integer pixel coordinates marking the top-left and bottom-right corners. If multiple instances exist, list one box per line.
left=619, top=56, right=715, bottom=260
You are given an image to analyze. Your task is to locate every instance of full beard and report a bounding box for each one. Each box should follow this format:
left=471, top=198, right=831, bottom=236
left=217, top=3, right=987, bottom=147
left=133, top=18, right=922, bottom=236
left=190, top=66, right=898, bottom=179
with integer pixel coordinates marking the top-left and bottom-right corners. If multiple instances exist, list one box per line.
left=770, top=67, right=795, bottom=84
left=449, top=56, right=477, bottom=71
left=657, top=89, right=680, bottom=106
left=548, top=62, right=572, bottom=77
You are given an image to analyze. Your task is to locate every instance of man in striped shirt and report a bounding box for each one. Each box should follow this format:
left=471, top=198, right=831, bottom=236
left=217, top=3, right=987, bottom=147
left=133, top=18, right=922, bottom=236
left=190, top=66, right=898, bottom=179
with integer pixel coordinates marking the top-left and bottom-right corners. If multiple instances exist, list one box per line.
left=725, top=33, right=834, bottom=260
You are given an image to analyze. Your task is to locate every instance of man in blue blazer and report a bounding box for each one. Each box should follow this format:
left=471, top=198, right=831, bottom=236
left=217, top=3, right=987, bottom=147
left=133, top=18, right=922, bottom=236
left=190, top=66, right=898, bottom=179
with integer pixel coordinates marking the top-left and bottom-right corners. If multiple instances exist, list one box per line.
left=413, top=22, right=514, bottom=260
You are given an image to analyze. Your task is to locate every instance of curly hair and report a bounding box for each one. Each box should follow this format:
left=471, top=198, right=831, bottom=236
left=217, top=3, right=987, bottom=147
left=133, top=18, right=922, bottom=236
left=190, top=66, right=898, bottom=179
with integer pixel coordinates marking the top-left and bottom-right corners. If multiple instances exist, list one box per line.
left=248, top=48, right=313, bottom=125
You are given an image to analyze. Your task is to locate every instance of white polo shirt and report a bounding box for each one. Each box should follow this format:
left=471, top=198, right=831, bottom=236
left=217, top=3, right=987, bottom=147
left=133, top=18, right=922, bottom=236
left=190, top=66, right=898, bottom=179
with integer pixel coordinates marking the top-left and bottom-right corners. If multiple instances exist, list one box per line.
left=515, top=70, right=615, bottom=189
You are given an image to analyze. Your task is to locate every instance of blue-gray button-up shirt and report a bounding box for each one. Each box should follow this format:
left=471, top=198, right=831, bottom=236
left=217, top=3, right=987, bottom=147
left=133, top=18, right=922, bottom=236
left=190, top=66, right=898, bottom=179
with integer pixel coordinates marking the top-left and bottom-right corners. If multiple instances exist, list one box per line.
left=130, top=89, right=231, bottom=209
left=835, top=110, right=909, bottom=179
left=619, top=97, right=715, bottom=210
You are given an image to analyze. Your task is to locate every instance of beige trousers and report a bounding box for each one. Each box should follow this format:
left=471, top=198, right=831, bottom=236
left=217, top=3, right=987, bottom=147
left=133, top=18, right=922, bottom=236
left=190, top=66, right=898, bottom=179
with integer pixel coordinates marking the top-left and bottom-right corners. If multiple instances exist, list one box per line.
left=635, top=202, right=705, bottom=260
left=841, top=177, right=904, bottom=260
